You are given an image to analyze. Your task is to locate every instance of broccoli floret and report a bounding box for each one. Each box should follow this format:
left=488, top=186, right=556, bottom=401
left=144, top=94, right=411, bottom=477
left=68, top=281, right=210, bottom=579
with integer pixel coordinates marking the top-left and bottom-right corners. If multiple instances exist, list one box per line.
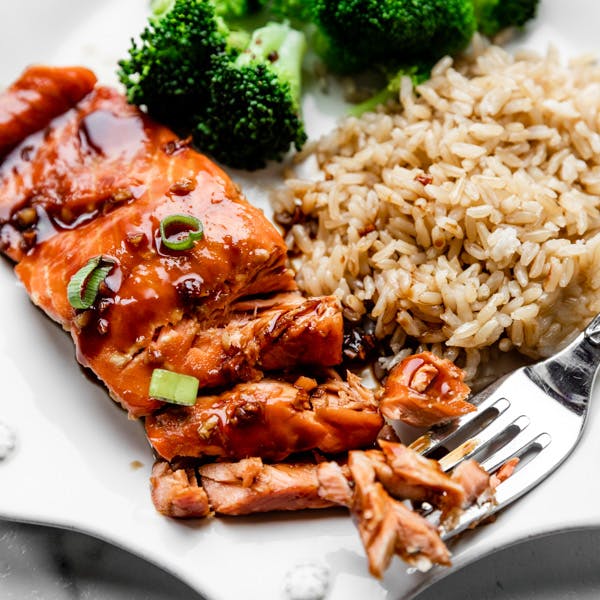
left=118, top=0, right=227, bottom=124
left=474, top=0, right=540, bottom=37
left=118, top=1, right=306, bottom=170
left=311, top=0, right=476, bottom=74
left=263, top=0, right=315, bottom=22
left=197, top=22, right=306, bottom=169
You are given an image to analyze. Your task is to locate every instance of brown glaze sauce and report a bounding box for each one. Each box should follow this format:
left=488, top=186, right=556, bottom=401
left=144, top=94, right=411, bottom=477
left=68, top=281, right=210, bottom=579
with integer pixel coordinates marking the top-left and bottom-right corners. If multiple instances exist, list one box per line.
left=78, top=110, right=147, bottom=159
left=0, top=90, right=153, bottom=262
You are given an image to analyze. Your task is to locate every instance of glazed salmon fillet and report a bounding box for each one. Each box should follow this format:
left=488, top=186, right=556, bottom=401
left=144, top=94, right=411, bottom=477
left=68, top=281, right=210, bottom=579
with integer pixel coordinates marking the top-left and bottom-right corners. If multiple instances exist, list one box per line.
left=0, top=67, right=343, bottom=417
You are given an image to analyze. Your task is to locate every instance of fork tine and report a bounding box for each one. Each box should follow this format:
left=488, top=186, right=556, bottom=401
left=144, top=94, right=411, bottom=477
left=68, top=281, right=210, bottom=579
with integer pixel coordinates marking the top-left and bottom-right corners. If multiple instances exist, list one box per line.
left=440, top=501, right=493, bottom=540
left=442, top=434, right=553, bottom=538
left=491, top=433, right=555, bottom=507
left=408, top=395, right=511, bottom=455
left=438, top=414, right=530, bottom=472
left=479, top=431, right=551, bottom=475
left=442, top=429, right=567, bottom=539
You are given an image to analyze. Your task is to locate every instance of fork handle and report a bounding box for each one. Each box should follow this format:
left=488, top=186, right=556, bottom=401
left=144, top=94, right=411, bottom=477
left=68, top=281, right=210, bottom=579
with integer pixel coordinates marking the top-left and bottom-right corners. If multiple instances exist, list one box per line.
left=526, top=314, right=600, bottom=414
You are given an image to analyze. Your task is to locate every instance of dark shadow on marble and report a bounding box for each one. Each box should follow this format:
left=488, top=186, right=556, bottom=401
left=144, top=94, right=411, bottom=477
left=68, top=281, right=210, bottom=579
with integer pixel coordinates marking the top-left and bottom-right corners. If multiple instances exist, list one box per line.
left=0, top=520, right=207, bottom=599
left=415, top=527, right=600, bottom=600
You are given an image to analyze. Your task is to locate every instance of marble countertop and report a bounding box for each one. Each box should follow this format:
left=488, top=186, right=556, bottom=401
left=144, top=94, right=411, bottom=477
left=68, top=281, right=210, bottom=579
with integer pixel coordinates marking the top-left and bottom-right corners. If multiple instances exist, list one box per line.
left=3, top=518, right=600, bottom=600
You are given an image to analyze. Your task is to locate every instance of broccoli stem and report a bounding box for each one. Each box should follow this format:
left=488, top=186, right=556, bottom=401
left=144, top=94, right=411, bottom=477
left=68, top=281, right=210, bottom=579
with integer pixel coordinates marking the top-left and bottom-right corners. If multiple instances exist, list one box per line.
left=150, top=0, right=175, bottom=19
left=235, top=22, right=306, bottom=106
left=227, top=28, right=252, bottom=52
left=350, top=65, right=431, bottom=117
left=350, top=85, right=397, bottom=117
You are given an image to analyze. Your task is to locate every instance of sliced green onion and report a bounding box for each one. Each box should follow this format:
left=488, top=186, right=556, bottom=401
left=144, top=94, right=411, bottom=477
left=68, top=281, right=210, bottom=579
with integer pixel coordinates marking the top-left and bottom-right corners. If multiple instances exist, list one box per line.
left=149, top=368, right=199, bottom=406
left=159, top=214, right=204, bottom=251
left=67, top=256, right=114, bottom=310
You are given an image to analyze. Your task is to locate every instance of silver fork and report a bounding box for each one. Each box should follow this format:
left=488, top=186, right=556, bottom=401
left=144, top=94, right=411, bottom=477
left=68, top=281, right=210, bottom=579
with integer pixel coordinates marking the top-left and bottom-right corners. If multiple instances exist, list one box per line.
left=409, top=314, right=600, bottom=540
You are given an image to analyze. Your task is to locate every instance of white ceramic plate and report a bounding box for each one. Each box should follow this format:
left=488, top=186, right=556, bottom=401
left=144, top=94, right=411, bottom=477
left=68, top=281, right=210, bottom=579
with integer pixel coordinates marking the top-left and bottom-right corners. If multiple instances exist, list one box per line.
left=1, top=1, right=600, bottom=599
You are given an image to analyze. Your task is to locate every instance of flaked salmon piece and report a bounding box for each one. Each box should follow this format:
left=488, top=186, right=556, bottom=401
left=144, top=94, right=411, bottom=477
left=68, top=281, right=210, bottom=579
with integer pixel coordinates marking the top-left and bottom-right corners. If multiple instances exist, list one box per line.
left=380, top=352, right=474, bottom=427
left=150, top=461, right=211, bottom=519
left=199, top=458, right=335, bottom=515
left=310, top=370, right=375, bottom=410
left=198, top=457, right=264, bottom=487
left=316, top=461, right=353, bottom=507
left=490, top=457, right=519, bottom=489
left=451, top=459, right=492, bottom=505
left=0, top=65, right=97, bottom=159
left=348, top=450, right=450, bottom=577
left=391, top=502, right=452, bottom=572
left=366, top=441, right=466, bottom=516
left=149, top=448, right=492, bottom=576
left=145, top=372, right=383, bottom=461
left=245, top=294, right=342, bottom=371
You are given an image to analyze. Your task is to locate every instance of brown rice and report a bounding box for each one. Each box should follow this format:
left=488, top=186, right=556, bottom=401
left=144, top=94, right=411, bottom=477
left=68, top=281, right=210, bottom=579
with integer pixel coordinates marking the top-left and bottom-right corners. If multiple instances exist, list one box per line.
left=271, top=36, right=600, bottom=379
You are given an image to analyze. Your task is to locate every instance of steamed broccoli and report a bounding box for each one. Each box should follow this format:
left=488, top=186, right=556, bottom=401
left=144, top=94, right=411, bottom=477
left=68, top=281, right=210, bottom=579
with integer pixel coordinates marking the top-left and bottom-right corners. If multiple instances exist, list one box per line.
left=474, top=0, right=540, bottom=37
left=311, top=0, right=476, bottom=74
left=260, top=0, right=539, bottom=75
left=149, top=0, right=175, bottom=19
left=212, top=0, right=264, bottom=19
left=120, top=0, right=543, bottom=168
left=197, top=23, right=307, bottom=169
left=118, top=0, right=306, bottom=170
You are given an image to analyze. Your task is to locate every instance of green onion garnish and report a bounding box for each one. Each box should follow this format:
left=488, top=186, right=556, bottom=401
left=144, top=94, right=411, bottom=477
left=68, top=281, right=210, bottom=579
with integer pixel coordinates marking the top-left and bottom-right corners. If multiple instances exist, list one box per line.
left=159, top=214, right=204, bottom=251
left=67, top=256, right=115, bottom=310
left=149, top=368, right=199, bottom=406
